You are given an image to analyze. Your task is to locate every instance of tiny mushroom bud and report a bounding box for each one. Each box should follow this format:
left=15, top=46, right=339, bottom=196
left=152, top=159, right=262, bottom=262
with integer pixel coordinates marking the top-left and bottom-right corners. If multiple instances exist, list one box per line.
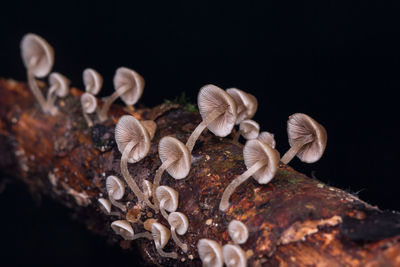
left=280, top=113, right=327, bottom=165
left=197, top=239, right=223, bottom=267
left=141, top=120, right=157, bottom=140
left=45, top=72, right=70, bottom=115
left=226, top=88, right=258, bottom=124
left=83, top=68, right=103, bottom=95
left=98, top=67, right=144, bottom=122
left=220, top=139, right=280, bottom=211
left=257, top=131, right=276, bottom=149
left=233, top=119, right=260, bottom=143
left=80, top=92, right=98, bottom=127
left=20, top=33, right=54, bottom=114
left=186, top=84, right=237, bottom=152
left=156, top=186, right=179, bottom=220
left=168, top=212, right=189, bottom=252
left=111, top=220, right=152, bottom=241
left=152, top=222, right=178, bottom=259
left=222, top=244, right=247, bottom=267
left=106, top=175, right=126, bottom=212
left=228, top=220, right=249, bottom=244
left=98, top=198, right=111, bottom=214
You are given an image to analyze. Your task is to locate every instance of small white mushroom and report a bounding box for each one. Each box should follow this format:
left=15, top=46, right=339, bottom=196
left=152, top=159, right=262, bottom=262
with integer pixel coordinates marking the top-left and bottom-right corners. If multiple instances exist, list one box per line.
left=168, top=212, right=189, bottom=252
left=83, top=68, right=103, bottom=95
left=257, top=131, right=276, bottom=149
left=222, top=244, right=247, bottom=267
left=228, top=220, right=249, bottom=244
left=45, top=72, right=70, bottom=115
left=80, top=92, right=98, bottom=127
left=226, top=88, right=258, bottom=124
left=233, top=120, right=260, bottom=143
left=197, top=239, right=223, bottom=267
left=156, top=186, right=178, bottom=220
left=98, top=198, right=111, bottom=214
left=106, top=175, right=126, bottom=212
left=151, top=222, right=178, bottom=259
left=111, top=220, right=152, bottom=240
left=142, top=180, right=153, bottom=199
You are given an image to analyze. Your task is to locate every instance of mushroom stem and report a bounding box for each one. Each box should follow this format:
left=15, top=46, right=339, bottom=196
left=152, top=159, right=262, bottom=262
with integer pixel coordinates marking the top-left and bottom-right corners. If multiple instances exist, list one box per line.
left=156, top=246, right=178, bottom=259
left=219, top=161, right=265, bottom=211
left=132, top=231, right=152, bottom=240
left=152, top=157, right=176, bottom=208
left=233, top=130, right=242, bottom=143
left=45, top=85, right=58, bottom=112
left=98, top=85, right=130, bottom=122
left=159, top=198, right=170, bottom=220
left=280, top=135, right=313, bottom=165
left=186, top=109, right=223, bottom=152
left=27, top=69, right=49, bottom=113
left=170, top=227, right=188, bottom=252
left=109, top=194, right=126, bottom=212
left=82, top=112, right=94, bottom=127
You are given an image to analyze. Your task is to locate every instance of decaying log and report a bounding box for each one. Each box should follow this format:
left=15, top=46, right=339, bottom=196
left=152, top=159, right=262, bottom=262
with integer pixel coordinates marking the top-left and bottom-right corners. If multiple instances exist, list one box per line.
left=1, top=78, right=400, bottom=266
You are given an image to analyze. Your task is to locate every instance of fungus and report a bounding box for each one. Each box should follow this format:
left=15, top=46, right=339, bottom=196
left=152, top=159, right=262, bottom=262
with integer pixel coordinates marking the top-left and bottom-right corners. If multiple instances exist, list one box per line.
left=111, top=220, right=152, bottom=240
left=20, top=33, right=54, bottom=114
left=197, top=239, right=223, bottom=267
left=226, top=88, right=258, bottom=124
left=228, top=220, right=249, bottom=244
left=168, top=212, right=189, bottom=252
left=98, top=198, right=111, bottom=214
left=142, top=180, right=153, bottom=199
left=222, top=244, right=247, bottom=267
left=83, top=68, right=103, bottom=95
left=151, top=222, right=178, bottom=259
left=144, top=218, right=157, bottom=231
left=219, top=139, right=280, bottom=211
left=280, top=113, right=327, bottom=164
left=106, top=175, right=126, bottom=212
left=45, top=72, right=70, bottom=115
left=80, top=92, right=98, bottom=127
left=141, top=120, right=157, bottom=139
left=114, top=115, right=157, bottom=210
left=98, top=67, right=144, bottom=122
left=257, top=131, right=276, bottom=149
left=186, top=84, right=237, bottom=152
left=233, top=120, right=260, bottom=143
left=156, top=186, right=178, bottom=220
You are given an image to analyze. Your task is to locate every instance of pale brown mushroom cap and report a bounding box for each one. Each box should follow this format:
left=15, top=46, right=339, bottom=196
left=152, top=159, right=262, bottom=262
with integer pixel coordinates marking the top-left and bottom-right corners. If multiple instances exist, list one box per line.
left=226, top=88, right=257, bottom=124
left=198, top=84, right=237, bottom=137
left=98, top=198, right=111, bottom=214
left=243, top=139, right=280, bottom=184
left=49, top=72, right=70, bottom=97
left=152, top=222, right=171, bottom=248
left=239, top=120, right=260, bottom=140
left=115, top=115, right=151, bottom=163
left=113, top=67, right=145, bottom=106
left=83, top=68, right=103, bottom=95
left=222, top=244, right=247, bottom=267
left=158, top=136, right=191, bottom=179
left=156, top=186, right=179, bottom=212
left=111, top=220, right=134, bottom=240
left=106, top=175, right=125, bottom=200
left=197, top=239, right=223, bottom=267
left=81, top=92, right=98, bottom=114
left=168, top=212, right=189, bottom=235
left=257, top=131, right=276, bottom=149
left=287, top=113, right=327, bottom=163
left=228, top=220, right=249, bottom=244
left=21, top=33, right=54, bottom=78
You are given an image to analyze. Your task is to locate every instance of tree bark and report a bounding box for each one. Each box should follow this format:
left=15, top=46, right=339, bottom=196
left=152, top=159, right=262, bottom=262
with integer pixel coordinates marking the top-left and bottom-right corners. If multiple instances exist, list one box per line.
left=0, top=78, right=399, bottom=266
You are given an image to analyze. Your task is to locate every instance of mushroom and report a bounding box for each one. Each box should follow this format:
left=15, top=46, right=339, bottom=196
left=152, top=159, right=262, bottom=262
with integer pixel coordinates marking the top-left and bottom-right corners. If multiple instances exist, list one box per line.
left=83, top=68, right=103, bottom=95
left=280, top=113, right=327, bottom=164
left=222, top=244, right=247, bottom=267
left=45, top=72, right=70, bottom=115
left=155, top=186, right=178, bottom=220
left=168, top=212, right=189, bottom=252
left=197, top=239, right=223, bottom=267
left=153, top=136, right=190, bottom=207
left=186, top=84, right=237, bottom=152
left=226, top=88, right=258, bottom=124
left=228, top=220, right=249, bottom=244
left=141, top=120, right=157, bottom=140
left=257, top=131, right=276, bottom=149
left=114, top=115, right=157, bottom=210
left=98, top=67, right=144, bottom=122
left=233, top=120, right=260, bottom=143
left=151, top=222, right=178, bottom=259
left=98, top=198, right=111, bottom=214
left=80, top=92, right=98, bottom=127
left=111, top=220, right=152, bottom=240
left=142, top=180, right=153, bottom=199
left=106, top=175, right=126, bottom=212
left=219, top=139, right=280, bottom=211
left=20, top=33, right=54, bottom=114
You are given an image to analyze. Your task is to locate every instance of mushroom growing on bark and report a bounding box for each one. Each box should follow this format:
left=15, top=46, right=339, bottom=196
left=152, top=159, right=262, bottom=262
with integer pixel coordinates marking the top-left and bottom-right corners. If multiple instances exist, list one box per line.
left=45, top=72, right=70, bottom=115
left=98, top=198, right=111, bottom=214
left=20, top=33, right=54, bottom=114
left=168, top=211, right=189, bottom=252
left=155, top=186, right=178, bottom=220
left=186, top=84, right=237, bottom=152
left=151, top=222, right=178, bottom=259
left=219, top=139, right=280, bottom=211
left=83, top=68, right=103, bottom=95
left=257, top=131, right=276, bottom=148
left=280, top=113, right=327, bottom=164
left=106, top=175, right=126, bottom=212
left=228, top=220, right=249, bottom=244
left=226, top=88, right=258, bottom=124
left=222, top=244, right=247, bottom=267
left=80, top=92, right=98, bottom=127
left=197, top=239, right=224, bottom=267
left=111, top=220, right=152, bottom=240
left=233, top=119, right=260, bottom=143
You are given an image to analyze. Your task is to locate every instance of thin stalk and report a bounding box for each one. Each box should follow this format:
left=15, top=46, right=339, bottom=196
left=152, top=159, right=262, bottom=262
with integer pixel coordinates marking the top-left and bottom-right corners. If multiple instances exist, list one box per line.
left=233, top=129, right=242, bottom=143
left=280, top=137, right=313, bottom=165
left=171, top=227, right=188, bottom=252
left=132, top=232, right=152, bottom=240
left=159, top=198, right=169, bottom=220
left=27, top=69, right=48, bottom=113
left=109, top=194, right=126, bottom=212
left=82, top=112, right=93, bottom=127
left=152, top=157, right=176, bottom=208
left=98, top=85, right=129, bottom=122
left=156, top=247, right=178, bottom=259
left=46, top=85, right=57, bottom=111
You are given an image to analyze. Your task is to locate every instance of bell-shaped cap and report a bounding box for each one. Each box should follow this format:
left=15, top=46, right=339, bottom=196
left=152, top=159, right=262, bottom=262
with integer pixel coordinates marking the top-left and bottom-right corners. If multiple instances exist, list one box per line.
left=222, top=244, right=247, bottom=267
left=98, top=198, right=111, bottom=214
left=198, top=84, right=237, bottom=137
left=151, top=222, right=171, bottom=249
left=113, top=67, right=145, bottom=106
left=81, top=92, right=97, bottom=114
left=197, top=239, right=223, bottom=267
left=106, top=175, right=125, bottom=200
left=158, top=136, right=191, bottom=179
left=21, top=33, right=54, bottom=78
left=243, top=139, right=280, bottom=184
left=141, top=120, right=157, bottom=139
left=257, top=131, right=276, bottom=149
left=168, top=212, right=189, bottom=235
left=83, top=68, right=103, bottom=95
left=111, top=220, right=134, bottom=240
left=239, top=120, right=260, bottom=140
left=287, top=113, right=327, bottom=163
left=49, top=72, right=70, bottom=97
left=115, top=115, right=151, bottom=163
left=228, top=220, right=249, bottom=244
left=226, top=88, right=258, bottom=124
left=156, top=186, right=178, bottom=213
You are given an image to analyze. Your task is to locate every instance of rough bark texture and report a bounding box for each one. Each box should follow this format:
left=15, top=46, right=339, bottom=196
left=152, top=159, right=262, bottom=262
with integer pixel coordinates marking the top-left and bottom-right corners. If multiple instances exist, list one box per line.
left=1, top=78, right=400, bottom=266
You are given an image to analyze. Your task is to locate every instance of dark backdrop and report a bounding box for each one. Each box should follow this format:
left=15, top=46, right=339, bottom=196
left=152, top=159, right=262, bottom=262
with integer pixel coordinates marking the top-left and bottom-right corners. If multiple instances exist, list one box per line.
left=0, top=1, right=399, bottom=266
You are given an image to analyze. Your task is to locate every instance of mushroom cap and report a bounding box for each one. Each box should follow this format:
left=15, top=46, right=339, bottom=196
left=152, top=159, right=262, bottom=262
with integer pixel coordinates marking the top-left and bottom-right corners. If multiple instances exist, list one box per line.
left=243, top=139, right=280, bottom=184
left=151, top=222, right=171, bottom=249
left=83, top=68, right=103, bottom=95
left=141, top=120, right=157, bottom=139
left=49, top=72, right=70, bottom=97
left=228, top=220, right=249, bottom=244
left=81, top=92, right=98, bottom=114
left=239, top=120, right=260, bottom=140
left=226, top=88, right=257, bottom=124
left=111, top=220, right=134, bottom=240
left=287, top=113, right=327, bottom=163
left=158, top=136, right=191, bottom=179
left=115, top=115, right=151, bottom=163
left=197, top=239, right=223, bottom=267
left=155, top=186, right=178, bottom=213
left=21, top=33, right=54, bottom=78
left=106, top=175, right=125, bottom=200
left=98, top=198, right=111, bottom=214
left=222, top=244, right=247, bottom=267
left=113, top=67, right=145, bottom=106
left=257, top=131, right=276, bottom=149
left=198, top=84, right=237, bottom=137
left=168, top=212, right=189, bottom=235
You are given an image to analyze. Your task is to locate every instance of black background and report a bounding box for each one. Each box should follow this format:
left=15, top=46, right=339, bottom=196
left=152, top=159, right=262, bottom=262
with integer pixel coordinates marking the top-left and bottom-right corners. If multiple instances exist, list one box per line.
left=0, top=1, right=399, bottom=266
